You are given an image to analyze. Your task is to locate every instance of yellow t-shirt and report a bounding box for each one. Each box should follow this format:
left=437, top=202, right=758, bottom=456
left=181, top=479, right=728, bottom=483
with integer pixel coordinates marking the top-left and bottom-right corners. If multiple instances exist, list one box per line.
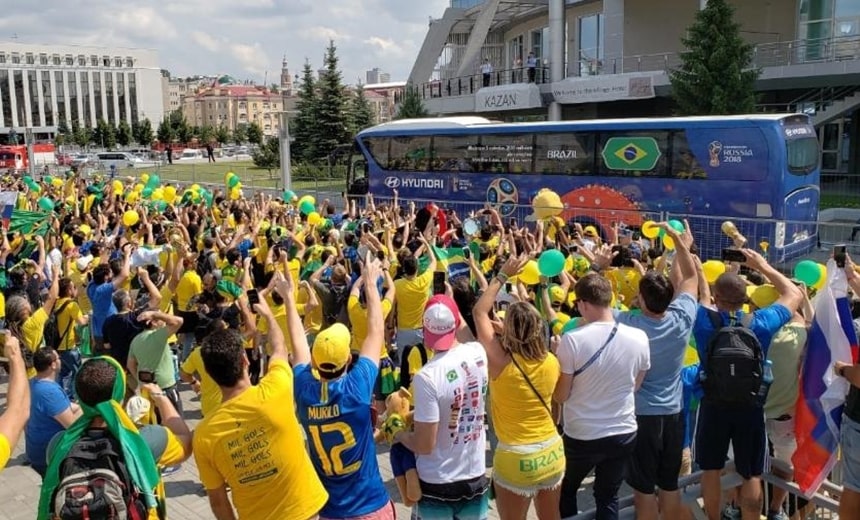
left=490, top=353, right=560, bottom=445
left=605, top=267, right=641, bottom=308
left=257, top=301, right=292, bottom=355
left=298, top=287, right=322, bottom=335
left=347, top=295, right=392, bottom=356
left=69, top=266, right=92, bottom=314
left=180, top=348, right=222, bottom=418
left=23, top=308, right=49, bottom=378
left=193, top=359, right=328, bottom=519
left=158, top=287, right=179, bottom=345
left=175, top=272, right=203, bottom=312
left=55, top=297, right=83, bottom=351
left=394, top=270, right=433, bottom=329
left=0, top=433, right=9, bottom=471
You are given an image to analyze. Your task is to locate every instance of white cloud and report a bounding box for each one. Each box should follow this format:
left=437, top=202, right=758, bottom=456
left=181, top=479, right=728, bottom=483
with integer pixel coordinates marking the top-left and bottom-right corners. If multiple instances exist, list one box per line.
left=0, top=0, right=454, bottom=84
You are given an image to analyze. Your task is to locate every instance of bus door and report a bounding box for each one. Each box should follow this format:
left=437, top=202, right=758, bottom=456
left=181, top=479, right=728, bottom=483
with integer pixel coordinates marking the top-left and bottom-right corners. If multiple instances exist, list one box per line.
left=344, top=144, right=369, bottom=197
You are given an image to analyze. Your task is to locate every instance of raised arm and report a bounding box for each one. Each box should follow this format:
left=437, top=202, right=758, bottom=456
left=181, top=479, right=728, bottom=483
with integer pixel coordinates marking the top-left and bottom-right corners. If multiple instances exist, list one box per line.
left=360, top=255, right=385, bottom=364
left=474, top=255, right=528, bottom=379
left=275, top=262, right=308, bottom=366
left=0, top=335, right=29, bottom=456
left=741, top=249, right=803, bottom=313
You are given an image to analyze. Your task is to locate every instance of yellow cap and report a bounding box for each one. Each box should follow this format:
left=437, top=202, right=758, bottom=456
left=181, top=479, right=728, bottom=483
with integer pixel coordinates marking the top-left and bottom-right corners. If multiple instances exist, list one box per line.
left=584, top=225, right=598, bottom=237
left=312, top=323, right=352, bottom=377
left=549, top=285, right=566, bottom=305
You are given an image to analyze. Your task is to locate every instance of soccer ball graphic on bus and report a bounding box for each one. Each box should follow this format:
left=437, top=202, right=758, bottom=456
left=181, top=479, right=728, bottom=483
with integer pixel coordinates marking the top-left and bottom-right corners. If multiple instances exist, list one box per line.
left=486, top=178, right=519, bottom=216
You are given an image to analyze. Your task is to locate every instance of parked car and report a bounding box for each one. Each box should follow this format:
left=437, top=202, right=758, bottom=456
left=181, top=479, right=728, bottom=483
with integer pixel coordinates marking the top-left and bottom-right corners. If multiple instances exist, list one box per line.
left=71, top=154, right=95, bottom=167
left=95, top=152, right=140, bottom=170
left=178, top=149, right=203, bottom=160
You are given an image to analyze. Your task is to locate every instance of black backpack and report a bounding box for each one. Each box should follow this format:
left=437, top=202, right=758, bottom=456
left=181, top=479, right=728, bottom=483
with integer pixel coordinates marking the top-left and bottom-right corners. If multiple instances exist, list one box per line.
left=702, top=310, right=764, bottom=407
left=51, top=434, right=148, bottom=520
left=323, top=283, right=350, bottom=329
left=196, top=250, right=217, bottom=277
left=44, top=301, right=75, bottom=351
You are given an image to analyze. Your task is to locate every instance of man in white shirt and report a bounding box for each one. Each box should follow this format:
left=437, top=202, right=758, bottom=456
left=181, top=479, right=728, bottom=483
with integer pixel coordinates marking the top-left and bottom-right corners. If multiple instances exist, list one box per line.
left=394, top=294, right=490, bottom=520
left=554, top=273, right=650, bottom=519
left=481, top=59, right=493, bottom=87
left=526, top=51, right=538, bottom=83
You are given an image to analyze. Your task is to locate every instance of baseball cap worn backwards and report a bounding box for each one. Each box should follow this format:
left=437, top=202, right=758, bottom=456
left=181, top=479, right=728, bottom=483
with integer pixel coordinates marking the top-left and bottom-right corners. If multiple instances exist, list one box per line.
left=423, top=294, right=460, bottom=352
left=312, top=323, right=352, bottom=377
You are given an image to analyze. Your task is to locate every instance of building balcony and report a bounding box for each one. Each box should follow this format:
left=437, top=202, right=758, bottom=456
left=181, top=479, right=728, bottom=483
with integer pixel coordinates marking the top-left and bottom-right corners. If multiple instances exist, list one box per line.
left=420, top=35, right=860, bottom=116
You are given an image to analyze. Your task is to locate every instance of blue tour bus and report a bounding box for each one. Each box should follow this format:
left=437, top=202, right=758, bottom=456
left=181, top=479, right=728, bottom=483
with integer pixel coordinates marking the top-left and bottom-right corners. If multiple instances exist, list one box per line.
left=347, top=114, right=820, bottom=262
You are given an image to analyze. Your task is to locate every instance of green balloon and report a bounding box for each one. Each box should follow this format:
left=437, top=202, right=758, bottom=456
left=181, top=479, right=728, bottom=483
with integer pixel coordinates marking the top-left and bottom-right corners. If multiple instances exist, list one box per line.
left=299, top=200, right=315, bottom=215
left=44, top=176, right=53, bottom=184
left=202, top=191, right=213, bottom=207
left=538, top=249, right=565, bottom=277
left=669, top=219, right=685, bottom=233
left=38, top=197, right=54, bottom=212
left=228, top=176, right=241, bottom=189
left=794, top=260, right=821, bottom=286
left=283, top=190, right=297, bottom=202
left=142, top=187, right=154, bottom=199
left=23, top=176, right=33, bottom=184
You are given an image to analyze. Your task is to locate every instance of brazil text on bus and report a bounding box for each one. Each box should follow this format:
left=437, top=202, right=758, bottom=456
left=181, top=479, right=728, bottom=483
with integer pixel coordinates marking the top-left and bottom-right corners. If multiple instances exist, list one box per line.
left=345, top=114, right=819, bottom=262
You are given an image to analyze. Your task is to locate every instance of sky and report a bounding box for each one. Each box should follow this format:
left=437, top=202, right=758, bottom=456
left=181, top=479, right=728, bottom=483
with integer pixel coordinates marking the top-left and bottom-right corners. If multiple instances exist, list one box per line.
left=0, top=0, right=451, bottom=86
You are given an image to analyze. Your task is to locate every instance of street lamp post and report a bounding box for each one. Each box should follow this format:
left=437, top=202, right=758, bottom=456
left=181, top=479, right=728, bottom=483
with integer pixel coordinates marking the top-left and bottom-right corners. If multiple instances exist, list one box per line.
left=279, top=111, right=292, bottom=191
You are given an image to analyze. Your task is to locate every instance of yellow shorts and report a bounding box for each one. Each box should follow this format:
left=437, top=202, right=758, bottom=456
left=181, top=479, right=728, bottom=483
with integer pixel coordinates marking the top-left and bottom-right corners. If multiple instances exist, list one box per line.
left=492, top=435, right=565, bottom=497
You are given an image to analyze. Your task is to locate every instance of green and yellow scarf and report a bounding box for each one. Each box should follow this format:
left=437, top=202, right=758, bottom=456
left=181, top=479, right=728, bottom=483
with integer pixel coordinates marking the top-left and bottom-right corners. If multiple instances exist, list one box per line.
left=38, top=357, right=162, bottom=519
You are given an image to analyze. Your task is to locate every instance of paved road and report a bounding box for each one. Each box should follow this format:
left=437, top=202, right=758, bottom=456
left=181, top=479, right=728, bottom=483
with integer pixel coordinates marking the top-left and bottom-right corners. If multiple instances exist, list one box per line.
left=0, top=376, right=569, bottom=519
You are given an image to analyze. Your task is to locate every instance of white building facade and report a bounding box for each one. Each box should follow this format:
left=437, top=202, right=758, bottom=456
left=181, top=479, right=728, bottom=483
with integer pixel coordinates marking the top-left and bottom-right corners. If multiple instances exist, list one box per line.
left=0, top=43, right=164, bottom=137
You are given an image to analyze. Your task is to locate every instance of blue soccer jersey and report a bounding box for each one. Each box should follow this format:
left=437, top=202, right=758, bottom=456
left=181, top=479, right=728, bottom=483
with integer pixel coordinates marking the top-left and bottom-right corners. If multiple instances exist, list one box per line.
left=295, top=357, right=390, bottom=518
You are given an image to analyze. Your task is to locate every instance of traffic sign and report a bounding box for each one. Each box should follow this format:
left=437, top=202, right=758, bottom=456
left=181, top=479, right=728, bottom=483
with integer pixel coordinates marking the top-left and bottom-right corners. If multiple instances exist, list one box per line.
left=601, top=137, right=662, bottom=171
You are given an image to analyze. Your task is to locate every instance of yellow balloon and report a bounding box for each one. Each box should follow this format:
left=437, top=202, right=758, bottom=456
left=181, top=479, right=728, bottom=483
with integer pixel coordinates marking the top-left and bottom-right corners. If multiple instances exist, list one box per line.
left=191, top=184, right=201, bottom=192
left=307, top=212, right=322, bottom=226
left=51, top=178, right=64, bottom=188
left=641, top=221, right=660, bottom=239
left=151, top=188, right=164, bottom=201
left=140, top=173, right=150, bottom=184
left=812, top=263, right=827, bottom=291
left=123, top=210, right=140, bottom=227
left=225, top=172, right=236, bottom=183
left=134, top=183, right=144, bottom=193
left=126, top=191, right=139, bottom=204
left=701, top=260, right=726, bottom=284
left=662, top=234, right=675, bottom=250
left=163, top=186, right=177, bottom=204
left=230, top=187, right=241, bottom=200
left=518, top=260, right=541, bottom=286
left=299, top=195, right=316, bottom=207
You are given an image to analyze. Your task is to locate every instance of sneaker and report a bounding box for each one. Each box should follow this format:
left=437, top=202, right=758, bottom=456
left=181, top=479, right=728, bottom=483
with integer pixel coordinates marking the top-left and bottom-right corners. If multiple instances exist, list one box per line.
left=161, top=464, right=182, bottom=476
left=767, top=511, right=790, bottom=520
left=721, top=505, right=741, bottom=520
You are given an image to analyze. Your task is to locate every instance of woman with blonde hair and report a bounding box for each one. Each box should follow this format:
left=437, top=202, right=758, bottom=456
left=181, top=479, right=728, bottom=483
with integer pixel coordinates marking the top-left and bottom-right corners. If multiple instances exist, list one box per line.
left=474, top=255, right=564, bottom=520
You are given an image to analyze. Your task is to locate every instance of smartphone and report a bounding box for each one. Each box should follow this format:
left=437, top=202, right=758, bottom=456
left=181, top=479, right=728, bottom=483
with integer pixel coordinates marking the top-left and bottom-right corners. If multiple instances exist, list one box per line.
left=569, top=245, right=578, bottom=254
left=433, top=271, right=446, bottom=295
left=247, top=289, right=260, bottom=311
left=505, top=282, right=512, bottom=293
left=835, top=244, right=847, bottom=268
left=721, top=248, right=747, bottom=263
left=463, top=248, right=471, bottom=260
left=138, top=370, right=155, bottom=384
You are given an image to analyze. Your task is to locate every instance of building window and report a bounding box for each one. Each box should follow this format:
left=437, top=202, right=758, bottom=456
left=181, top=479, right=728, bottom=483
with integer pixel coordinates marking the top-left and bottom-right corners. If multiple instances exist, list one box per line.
left=578, top=13, right=605, bottom=76
left=0, top=54, right=5, bottom=64
left=53, top=55, right=61, bottom=65
left=114, top=58, right=122, bottom=67
left=65, top=55, right=74, bottom=66
left=11, top=54, right=20, bottom=64
left=26, top=53, right=34, bottom=65
left=78, top=55, right=86, bottom=66
left=91, top=55, right=98, bottom=66
left=103, top=56, right=111, bottom=67
left=509, top=35, right=524, bottom=69
left=126, top=57, right=134, bottom=67
left=40, top=54, right=48, bottom=65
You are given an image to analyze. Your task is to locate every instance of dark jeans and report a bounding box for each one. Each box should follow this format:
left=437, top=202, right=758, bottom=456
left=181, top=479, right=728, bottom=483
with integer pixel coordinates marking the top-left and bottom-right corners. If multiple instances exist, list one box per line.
left=58, top=348, right=82, bottom=400
left=559, top=431, right=637, bottom=519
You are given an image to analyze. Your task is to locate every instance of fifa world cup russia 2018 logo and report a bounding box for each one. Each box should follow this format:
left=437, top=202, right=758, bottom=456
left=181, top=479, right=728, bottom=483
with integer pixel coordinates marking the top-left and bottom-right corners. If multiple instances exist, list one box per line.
left=708, top=141, right=722, bottom=167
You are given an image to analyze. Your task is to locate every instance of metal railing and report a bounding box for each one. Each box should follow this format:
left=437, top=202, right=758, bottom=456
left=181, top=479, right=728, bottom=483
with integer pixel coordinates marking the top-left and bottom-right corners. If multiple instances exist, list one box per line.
left=420, top=66, right=551, bottom=99
left=420, top=34, right=860, bottom=100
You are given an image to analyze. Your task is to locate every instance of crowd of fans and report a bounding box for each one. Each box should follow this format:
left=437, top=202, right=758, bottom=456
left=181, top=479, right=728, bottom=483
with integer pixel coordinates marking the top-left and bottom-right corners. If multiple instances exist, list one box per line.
left=0, top=171, right=857, bottom=520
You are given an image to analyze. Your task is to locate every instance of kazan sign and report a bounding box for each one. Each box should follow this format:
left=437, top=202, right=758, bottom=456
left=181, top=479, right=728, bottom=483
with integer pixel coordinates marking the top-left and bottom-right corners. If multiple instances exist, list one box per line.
left=475, top=83, right=542, bottom=112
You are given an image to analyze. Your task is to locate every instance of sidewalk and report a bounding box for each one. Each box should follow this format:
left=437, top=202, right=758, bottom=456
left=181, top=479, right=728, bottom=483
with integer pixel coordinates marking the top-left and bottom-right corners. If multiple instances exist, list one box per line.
left=0, top=377, right=555, bottom=519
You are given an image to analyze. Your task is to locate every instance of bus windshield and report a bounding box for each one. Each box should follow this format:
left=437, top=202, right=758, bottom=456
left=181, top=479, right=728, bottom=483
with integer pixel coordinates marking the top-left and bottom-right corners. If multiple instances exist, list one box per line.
left=786, top=137, right=819, bottom=174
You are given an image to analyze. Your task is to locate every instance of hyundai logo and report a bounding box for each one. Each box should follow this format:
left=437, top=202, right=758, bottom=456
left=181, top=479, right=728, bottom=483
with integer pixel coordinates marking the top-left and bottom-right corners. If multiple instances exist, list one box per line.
left=385, top=177, right=401, bottom=188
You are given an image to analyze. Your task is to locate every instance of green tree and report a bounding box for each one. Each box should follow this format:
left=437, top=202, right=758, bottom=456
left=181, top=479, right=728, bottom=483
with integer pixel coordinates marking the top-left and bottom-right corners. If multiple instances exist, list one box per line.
left=348, top=83, right=376, bottom=135
left=116, top=120, right=133, bottom=147
left=292, top=59, right=319, bottom=162
left=669, top=0, right=759, bottom=115
left=156, top=120, right=175, bottom=143
left=55, top=120, right=71, bottom=146
left=135, top=119, right=154, bottom=146
left=314, top=40, right=350, bottom=161
left=93, top=119, right=116, bottom=149
left=198, top=125, right=216, bottom=144
left=395, top=85, right=429, bottom=119
left=247, top=122, right=264, bottom=145
left=72, top=121, right=91, bottom=148
left=215, top=125, right=231, bottom=145
left=252, top=136, right=280, bottom=174
left=233, top=124, right=248, bottom=144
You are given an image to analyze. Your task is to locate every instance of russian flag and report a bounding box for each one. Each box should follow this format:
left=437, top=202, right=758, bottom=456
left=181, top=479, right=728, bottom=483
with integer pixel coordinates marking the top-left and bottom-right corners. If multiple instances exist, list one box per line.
left=793, top=259, right=859, bottom=495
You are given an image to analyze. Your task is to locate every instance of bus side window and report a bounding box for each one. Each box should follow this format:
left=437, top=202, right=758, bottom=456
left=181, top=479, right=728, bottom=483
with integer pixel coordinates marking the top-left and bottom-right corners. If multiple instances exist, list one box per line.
left=671, top=131, right=707, bottom=180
